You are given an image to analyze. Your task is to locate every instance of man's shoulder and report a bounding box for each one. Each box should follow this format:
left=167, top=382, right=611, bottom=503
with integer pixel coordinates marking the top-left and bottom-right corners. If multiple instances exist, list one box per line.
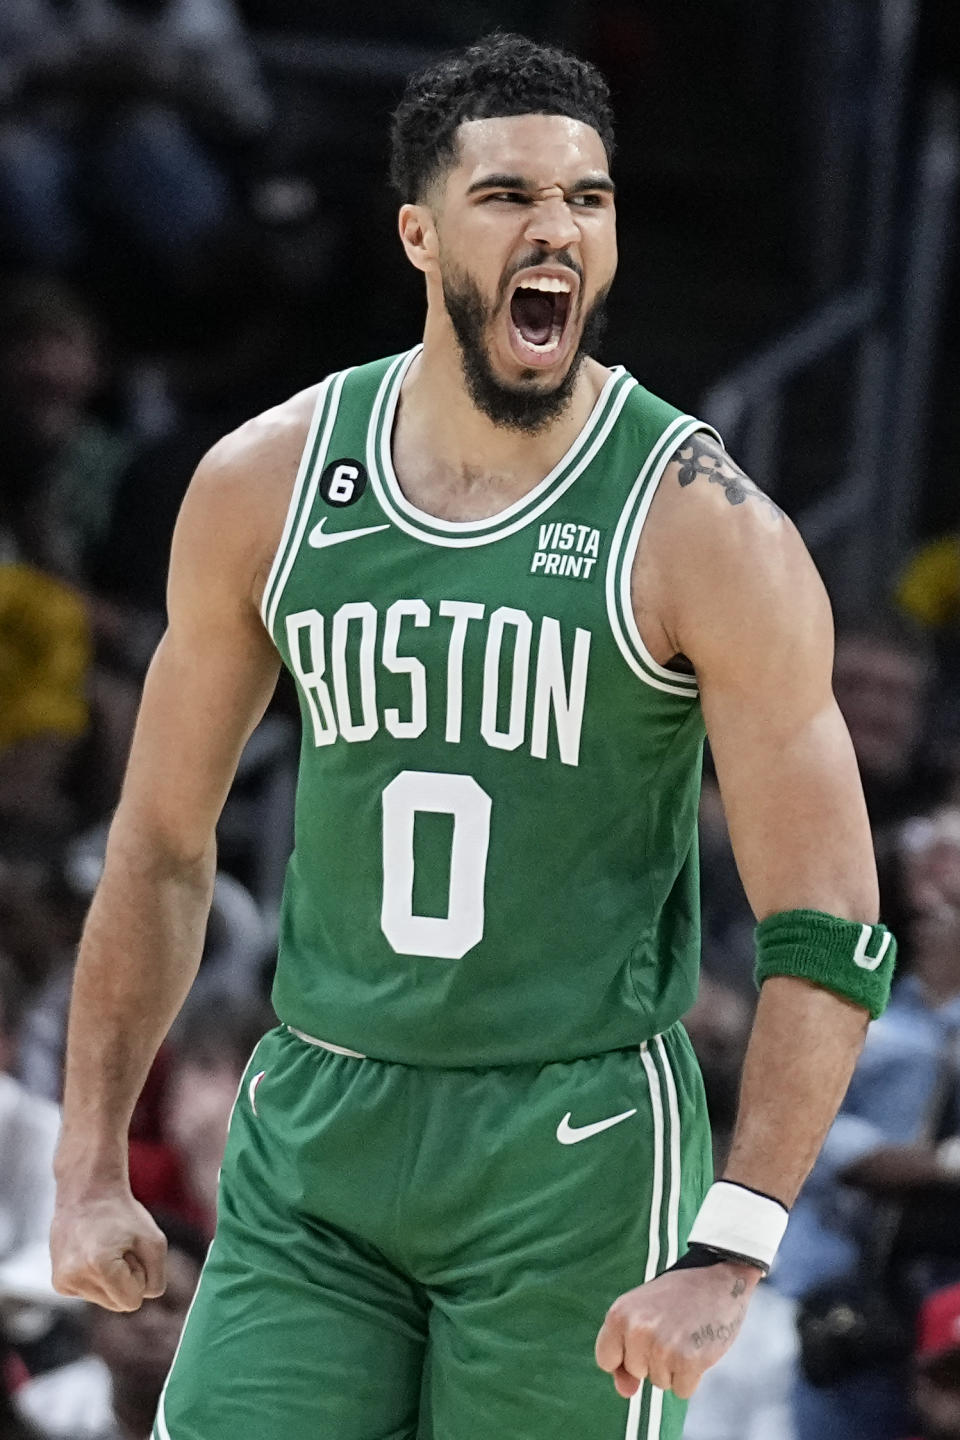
left=633, top=423, right=826, bottom=677
left=206, top=351, right=404, bottom=487
left=210, top=383, right=324, bottom=479
left=182, top=383, right=326, bottom=543
left=643, top=426, right=798, bottom=596
left=632, top=414, right=787, bottom=559
left=610, top=381, right=773, bottom=543
left=167, top=383, right=330, bottom=614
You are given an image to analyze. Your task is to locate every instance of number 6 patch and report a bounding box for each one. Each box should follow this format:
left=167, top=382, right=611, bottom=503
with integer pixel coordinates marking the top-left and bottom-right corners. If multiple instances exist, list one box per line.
left=320, top=459, right=368, bottom=507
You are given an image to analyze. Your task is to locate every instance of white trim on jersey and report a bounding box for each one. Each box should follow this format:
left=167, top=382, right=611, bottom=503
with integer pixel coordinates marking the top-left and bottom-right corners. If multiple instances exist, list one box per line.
left=261, top=369, right=354, bottom=644
left=259, top=373, right=333, bottom=633
left=605, top=416, right=723, bottom=698
left=366, top=348, right=636, bottom=548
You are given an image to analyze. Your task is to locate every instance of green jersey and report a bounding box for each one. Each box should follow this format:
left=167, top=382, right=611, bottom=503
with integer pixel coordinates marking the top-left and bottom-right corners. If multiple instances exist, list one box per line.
left=260, top=348, right=719, bottom=1066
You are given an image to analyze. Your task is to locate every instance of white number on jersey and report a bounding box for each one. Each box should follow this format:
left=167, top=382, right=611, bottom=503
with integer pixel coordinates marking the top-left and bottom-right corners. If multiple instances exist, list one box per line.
left=380, top=770, right=491, bottom=959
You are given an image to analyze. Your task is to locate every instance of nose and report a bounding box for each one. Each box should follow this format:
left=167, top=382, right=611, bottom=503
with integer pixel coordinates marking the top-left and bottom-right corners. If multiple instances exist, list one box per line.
left=524, top=192, right=580, bottom=253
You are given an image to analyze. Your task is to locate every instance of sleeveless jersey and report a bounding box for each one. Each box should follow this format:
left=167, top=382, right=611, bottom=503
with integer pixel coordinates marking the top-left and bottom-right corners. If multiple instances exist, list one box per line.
left=260, top=348, right=720, bottom=1066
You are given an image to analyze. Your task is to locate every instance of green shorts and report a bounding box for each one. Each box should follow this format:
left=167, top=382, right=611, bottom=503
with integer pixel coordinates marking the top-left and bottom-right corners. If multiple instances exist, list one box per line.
left=155, top=1022, right=711, bottom=1440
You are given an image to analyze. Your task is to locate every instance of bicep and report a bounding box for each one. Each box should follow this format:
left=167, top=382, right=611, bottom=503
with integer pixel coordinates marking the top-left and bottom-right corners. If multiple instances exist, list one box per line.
left=118, top=627, right=278, bottom=858
left=688, top=522, right=877, bottom=923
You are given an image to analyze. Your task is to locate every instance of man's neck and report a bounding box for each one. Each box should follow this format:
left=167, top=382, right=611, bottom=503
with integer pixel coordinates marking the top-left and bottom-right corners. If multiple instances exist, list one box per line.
left=396, top=329, right=610, bottom=497
left=387, top=334, right=612, bottom=524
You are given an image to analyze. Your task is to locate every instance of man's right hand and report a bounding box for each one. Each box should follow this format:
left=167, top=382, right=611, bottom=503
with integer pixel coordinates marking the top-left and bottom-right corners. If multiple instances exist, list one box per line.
left=51, top=1191, right=168, bottom=1312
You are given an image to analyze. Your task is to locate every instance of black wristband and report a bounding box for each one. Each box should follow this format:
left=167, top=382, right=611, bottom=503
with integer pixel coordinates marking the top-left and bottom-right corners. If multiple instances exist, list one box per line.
left=665, top=1242, right=768, bottom=1275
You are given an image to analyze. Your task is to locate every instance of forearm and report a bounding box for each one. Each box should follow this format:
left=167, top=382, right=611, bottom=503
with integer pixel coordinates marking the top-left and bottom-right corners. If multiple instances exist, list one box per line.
left=722, top=976, right=869, bottom=1206
left=55, top=815, right=215, bottom=1192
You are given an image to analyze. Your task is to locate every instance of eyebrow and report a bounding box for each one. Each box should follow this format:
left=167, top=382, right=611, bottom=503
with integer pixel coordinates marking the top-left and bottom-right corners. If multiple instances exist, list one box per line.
left=465, top=172, right=616, bottom=197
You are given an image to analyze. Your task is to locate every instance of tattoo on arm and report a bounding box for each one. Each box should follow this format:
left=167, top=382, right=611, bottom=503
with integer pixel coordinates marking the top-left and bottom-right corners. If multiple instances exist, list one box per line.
left=674, top=434, right=783, bottom=517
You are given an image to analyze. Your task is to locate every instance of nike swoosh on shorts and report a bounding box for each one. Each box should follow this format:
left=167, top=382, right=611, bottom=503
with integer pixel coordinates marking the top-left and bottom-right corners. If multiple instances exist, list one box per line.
left=555, top=1108, right=638, bottom=1144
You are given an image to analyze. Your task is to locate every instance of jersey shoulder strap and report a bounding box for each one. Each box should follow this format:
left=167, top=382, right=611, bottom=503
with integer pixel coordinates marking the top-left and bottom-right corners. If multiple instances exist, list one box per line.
left=602, top=381, right=722, bottom=698
left=259, top=353, right=407, bottom=638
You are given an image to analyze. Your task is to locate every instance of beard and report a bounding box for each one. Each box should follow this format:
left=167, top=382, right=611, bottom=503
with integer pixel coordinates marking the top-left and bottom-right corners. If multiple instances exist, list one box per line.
left=440, top=256, right=609, bottom=435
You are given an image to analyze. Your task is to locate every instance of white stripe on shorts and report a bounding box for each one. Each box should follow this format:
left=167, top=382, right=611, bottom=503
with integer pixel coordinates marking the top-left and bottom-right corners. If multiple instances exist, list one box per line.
left=624, top=1036, right=682, bottom=1440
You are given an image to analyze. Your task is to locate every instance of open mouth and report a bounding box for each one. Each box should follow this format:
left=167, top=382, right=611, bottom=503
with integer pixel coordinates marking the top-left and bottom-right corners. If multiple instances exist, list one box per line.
left=508, top=276, right=574, bottom=361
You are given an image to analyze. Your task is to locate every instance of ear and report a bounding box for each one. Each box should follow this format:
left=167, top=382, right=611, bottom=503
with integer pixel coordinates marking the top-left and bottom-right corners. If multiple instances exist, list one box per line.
left=398, top=203, right=439, bottom=274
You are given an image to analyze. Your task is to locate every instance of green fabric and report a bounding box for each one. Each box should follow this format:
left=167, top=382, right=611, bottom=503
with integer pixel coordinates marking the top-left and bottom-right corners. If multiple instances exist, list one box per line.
left=754, top=909, right=897, bottom=1019
left=158, top=1023, right=712, bottom=1440
left=263, top=349, right=720, bottom=1067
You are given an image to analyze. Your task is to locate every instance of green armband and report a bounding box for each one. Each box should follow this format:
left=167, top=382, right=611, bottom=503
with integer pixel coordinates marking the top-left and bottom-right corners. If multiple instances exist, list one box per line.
left=754, top=909, right=897, bottom=1020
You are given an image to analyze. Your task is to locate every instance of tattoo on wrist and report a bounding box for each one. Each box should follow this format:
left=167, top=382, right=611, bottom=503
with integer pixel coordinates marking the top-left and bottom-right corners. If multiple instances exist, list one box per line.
left=674, top=435, right=783, bottom=517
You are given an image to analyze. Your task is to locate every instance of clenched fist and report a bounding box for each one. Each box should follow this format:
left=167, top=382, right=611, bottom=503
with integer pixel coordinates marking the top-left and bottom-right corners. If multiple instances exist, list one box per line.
left=51, top=1190, right=168, bottom=1313
left=595, top=1261, right=761, bottom=1400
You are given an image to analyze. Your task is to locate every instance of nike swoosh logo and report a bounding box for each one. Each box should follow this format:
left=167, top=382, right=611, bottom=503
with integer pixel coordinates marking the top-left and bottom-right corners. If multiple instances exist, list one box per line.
left=248, top=1070, right=266, bottom=1116
left=308, top=518, right=389, bottom=548
left=556, top=1108, right=638, bottom=1144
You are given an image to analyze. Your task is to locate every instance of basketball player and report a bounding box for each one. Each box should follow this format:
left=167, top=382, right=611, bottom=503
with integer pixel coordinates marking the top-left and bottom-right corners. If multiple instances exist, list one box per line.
left=50, top=33, right=896, bottom=1440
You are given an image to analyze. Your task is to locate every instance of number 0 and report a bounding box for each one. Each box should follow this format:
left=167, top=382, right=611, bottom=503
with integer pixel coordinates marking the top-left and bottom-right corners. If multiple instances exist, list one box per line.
left=381, top=771, right=491, bottom=959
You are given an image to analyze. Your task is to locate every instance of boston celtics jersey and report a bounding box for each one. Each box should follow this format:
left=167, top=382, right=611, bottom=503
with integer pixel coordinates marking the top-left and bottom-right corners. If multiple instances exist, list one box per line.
left=259, top=348, right=720, bottom=1066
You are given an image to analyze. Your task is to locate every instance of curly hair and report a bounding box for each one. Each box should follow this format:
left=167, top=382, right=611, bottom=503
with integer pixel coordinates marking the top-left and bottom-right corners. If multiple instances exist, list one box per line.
left=390, top=33, right=615, bottom=202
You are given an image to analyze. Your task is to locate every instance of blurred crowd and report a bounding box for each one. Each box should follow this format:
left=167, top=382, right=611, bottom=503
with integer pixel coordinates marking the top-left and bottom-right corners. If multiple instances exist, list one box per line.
left=686, top=622, right=960, bottom=1440
left=2, top=3, right=960, bottom=1440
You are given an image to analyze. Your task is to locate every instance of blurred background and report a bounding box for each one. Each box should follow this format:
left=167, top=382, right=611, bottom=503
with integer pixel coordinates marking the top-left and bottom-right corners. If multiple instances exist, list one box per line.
left=2, top=3, right=960, bottom=1438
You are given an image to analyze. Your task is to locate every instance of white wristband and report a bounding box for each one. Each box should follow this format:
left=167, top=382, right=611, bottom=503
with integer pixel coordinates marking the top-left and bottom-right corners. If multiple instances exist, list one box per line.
left=687, top=1181, right=790, bottom=1272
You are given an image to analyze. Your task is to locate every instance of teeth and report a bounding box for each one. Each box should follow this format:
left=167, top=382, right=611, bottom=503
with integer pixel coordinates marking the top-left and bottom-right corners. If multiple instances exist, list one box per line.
left=522, top=322, right=563, bottom=354
left=516, top=276, right=572, bottom=293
